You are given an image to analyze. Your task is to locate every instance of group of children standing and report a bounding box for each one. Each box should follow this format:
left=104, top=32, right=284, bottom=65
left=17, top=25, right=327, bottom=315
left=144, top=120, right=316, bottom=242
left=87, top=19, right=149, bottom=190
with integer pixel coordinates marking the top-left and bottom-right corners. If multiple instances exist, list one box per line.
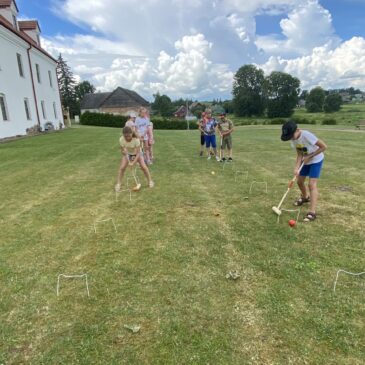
left=198, top=109, right=234, bottom=162
left=115, top=107, right=154, bottom=192
left=114, top=105, right=327, bottom=223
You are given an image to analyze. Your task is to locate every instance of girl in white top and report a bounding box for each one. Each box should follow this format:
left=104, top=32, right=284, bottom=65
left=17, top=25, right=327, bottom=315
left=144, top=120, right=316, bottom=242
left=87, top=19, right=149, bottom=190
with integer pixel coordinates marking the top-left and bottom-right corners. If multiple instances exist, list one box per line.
left=135, top=107, right=151, bottom=164
left=115, top=126, right=154, bottom=192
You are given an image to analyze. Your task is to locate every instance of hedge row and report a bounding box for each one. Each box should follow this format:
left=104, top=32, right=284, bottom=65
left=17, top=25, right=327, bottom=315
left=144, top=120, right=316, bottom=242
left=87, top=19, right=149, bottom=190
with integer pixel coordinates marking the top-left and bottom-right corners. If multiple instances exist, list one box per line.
left=80, top=112, right=128, bottom=128
left=80, top=112, right=198, bottom=130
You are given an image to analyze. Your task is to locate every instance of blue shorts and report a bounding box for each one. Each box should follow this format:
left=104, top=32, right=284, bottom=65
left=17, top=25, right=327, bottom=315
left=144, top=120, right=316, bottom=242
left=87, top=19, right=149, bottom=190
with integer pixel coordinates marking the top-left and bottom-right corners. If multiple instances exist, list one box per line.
left=205, top=135, right=216, bottom=148
left=300, top=159, right=324, bottom=179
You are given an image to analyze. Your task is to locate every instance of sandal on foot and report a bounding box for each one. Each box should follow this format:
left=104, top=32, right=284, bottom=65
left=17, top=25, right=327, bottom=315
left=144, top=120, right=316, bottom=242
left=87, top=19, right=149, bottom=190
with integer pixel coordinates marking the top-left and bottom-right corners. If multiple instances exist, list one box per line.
left=294, top=196, right=310, bottom=206
left=303, top=212, right=316, bottom=222
left=115, top=183, right=121, bottom=192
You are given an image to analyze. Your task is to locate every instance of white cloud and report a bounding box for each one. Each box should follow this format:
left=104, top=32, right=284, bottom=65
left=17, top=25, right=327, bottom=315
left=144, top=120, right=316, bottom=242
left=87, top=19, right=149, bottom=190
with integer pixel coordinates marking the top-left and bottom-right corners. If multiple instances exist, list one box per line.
left=44, top=0, right=365, bottom=98
left=260, top=37, right=365, bottom=90
left=256, top=0, right=340, bottom=56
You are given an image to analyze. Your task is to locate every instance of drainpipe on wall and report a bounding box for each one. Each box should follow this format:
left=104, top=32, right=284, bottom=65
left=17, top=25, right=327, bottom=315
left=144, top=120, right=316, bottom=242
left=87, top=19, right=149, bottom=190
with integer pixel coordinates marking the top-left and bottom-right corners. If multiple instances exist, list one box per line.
left=27, top=44, right=41, bottom=128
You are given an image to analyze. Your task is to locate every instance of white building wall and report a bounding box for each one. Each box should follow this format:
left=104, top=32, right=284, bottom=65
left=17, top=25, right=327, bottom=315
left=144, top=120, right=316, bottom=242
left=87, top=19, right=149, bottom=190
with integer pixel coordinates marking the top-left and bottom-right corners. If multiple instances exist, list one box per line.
left=0, top=28, right=37, bottom=138
left=0, top=25, right=63, bottom=139
left=0, top=2, right=18, bottom=28
left=30, top=48, right=63, bottom=130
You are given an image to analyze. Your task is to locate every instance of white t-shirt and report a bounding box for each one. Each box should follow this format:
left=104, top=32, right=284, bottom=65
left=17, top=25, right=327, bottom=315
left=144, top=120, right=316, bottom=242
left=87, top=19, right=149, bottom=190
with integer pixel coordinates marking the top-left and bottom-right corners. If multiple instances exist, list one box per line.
left=135, top=117, right=149, bottom=140
left=291, top=130, right=324, bottom=164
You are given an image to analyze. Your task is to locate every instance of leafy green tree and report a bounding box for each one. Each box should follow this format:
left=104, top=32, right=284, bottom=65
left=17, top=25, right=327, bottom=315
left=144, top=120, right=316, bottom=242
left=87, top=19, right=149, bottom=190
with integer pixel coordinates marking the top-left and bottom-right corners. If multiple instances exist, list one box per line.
left=323, top=93, right=342, bottom=113
left=265, top=71, right=300, bottom=118
left=56, top=54, right=78, bottom=117
left=306, top=87, right=326, bottom=113
left=75, top=81, right=95, bottom=101
left=222, top=100, right=234, bottom=114
left=232, top=64, right=266, bottom=117
left=152, top=92, right=174, bottom=117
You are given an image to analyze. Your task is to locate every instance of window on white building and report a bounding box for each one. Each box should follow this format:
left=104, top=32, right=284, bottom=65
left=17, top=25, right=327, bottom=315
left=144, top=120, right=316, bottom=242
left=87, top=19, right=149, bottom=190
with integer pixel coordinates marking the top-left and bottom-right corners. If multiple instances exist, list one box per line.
left=12, top=15, right=17, bottom=30
left=0, top=94, right=9, bottom=121
left=37, top=34, right=41, bottom=46
left=53, top=102, right=57, bottom=119
left=16, top=53, right=24, bottom=77
left=24, top=98, right=31, bottom=120
left=41, top=100, right=46, bottom=119
left=48, top=70, right=53, bottom=88
left=36, top=64, right=41, bottom=83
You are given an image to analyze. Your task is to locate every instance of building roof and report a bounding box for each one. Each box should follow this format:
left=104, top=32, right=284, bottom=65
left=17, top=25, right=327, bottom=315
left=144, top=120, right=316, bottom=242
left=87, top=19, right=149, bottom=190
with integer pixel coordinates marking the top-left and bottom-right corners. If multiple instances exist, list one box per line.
left=80, top=87, right=149, bottom=110
left=80, top=92, right=111, bottom=109
left=18, top=20, right=41, bottom=32
left=0, top=15, right=56, bottom=62
left=0, top=0, right=18, bottom=12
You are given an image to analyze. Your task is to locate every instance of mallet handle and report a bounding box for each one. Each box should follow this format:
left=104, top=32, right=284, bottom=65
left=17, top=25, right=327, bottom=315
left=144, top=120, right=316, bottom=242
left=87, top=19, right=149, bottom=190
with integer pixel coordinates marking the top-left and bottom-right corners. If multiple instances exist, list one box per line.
left=277, top=162, right=304, bottom=210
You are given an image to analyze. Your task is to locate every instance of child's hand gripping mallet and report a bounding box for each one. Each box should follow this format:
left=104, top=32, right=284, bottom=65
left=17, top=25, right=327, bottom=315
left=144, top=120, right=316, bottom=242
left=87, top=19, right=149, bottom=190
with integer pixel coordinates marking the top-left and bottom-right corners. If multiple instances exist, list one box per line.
left=127, top=155, right=141, bottom=192
left=272, top=162, right=304, bottom=216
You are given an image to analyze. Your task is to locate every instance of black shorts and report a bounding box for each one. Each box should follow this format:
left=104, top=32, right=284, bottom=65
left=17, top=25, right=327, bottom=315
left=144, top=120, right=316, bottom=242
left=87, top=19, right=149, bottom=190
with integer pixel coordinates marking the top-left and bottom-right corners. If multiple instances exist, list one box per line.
left=200, top=134, right=205, bottom=146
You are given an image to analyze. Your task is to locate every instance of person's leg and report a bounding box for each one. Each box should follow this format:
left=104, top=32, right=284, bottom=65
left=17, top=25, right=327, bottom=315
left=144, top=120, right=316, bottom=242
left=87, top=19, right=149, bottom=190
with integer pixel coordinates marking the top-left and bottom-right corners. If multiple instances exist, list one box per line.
left=226, top=135, right=232, bottom=160
left=116, top=157, right=129, bottom=191
left=144, top=140, right=151, bottom=164
left=200, top=135, right=205, bottom=156
left=308, top=178, right=319, bottom=213
left=206, top=135, right=212, bottom=158
left=138, top=156, right=153, bottom=186
left=297, top=175, right=308, bottom=199
left=211, top=135, right=219, bottom=160
left=150, top=142, right=154, bottom=161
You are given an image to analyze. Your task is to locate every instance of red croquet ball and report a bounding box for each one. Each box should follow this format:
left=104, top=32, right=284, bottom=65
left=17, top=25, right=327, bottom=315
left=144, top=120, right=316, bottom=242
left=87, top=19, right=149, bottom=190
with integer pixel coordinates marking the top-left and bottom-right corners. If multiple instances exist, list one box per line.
left=288, top=219, right=296, bottom=227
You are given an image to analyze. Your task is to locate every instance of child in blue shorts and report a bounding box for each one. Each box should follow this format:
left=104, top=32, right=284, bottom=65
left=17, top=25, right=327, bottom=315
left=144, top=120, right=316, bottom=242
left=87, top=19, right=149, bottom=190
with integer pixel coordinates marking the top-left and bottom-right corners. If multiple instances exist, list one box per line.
left=202, top=109, right=220, bottom=161
left=281, top=121, right=327, bottom=222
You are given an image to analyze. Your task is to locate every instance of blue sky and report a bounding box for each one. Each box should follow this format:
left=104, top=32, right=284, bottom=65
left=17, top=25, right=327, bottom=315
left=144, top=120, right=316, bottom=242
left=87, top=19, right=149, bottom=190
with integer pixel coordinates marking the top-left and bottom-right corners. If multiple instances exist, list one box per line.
left=15, top=0, right=365, bottom=99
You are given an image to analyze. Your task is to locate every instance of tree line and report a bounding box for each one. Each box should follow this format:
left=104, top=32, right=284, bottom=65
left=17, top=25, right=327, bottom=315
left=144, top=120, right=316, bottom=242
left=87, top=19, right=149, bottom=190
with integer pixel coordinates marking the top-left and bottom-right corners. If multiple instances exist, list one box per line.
left=57, top=56, right=347, bottom=118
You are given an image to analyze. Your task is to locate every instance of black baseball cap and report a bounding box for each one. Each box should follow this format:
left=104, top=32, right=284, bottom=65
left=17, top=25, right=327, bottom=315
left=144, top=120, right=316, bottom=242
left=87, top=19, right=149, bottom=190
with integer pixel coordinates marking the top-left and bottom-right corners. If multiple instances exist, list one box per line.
left=281, top=121, right=297, bottom=141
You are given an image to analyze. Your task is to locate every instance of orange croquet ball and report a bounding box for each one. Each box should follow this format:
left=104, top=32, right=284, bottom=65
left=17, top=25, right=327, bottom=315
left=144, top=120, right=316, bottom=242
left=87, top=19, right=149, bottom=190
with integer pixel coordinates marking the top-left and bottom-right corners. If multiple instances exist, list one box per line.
left=288, top=219, right=296, bottom=227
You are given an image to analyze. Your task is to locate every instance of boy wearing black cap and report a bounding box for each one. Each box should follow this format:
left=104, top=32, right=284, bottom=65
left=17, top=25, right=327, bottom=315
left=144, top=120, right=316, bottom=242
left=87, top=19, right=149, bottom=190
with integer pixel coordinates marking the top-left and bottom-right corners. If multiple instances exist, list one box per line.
left=281, top=121, right=327, bottom=222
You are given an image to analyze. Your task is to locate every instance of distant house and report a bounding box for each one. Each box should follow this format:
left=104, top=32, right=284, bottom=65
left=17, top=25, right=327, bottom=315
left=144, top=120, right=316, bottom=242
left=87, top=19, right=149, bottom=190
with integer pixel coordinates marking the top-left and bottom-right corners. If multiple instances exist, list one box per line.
left=174, top=105, right=187, bottom=118
left=353, top=93, right=364, bottom=102
left=339, top=92, right=351, bottom=103
left=80, top=87, right=149, bottom=115
left=0, top=0, right=63, bottom=138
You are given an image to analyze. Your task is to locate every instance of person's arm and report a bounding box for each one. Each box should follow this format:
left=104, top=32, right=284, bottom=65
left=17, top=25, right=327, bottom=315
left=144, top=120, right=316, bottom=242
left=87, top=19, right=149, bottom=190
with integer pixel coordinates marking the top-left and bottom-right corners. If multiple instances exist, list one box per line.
left=130, top=146, right=140, bottom=166
left=217, top=123, right=222, bottom=137
left=198, top=121, right=205, bottom=134
left=222, top=120, right=234, bottom=136
left=294, top=150, right=303, bottom=176
left=225, top=119, right=234, bottom=135
left=302, top=139, right=327, bottom=164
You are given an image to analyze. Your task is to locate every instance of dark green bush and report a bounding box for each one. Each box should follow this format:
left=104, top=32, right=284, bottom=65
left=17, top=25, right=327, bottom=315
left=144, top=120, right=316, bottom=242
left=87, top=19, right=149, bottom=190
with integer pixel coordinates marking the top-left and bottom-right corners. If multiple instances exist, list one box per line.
left=80, top=112, right=198, bottom=130
left=291, top=117, right=316, bottom=125
left=80, top=112, right=128, bottom=128
left=322, top=118, right=337, bottom=125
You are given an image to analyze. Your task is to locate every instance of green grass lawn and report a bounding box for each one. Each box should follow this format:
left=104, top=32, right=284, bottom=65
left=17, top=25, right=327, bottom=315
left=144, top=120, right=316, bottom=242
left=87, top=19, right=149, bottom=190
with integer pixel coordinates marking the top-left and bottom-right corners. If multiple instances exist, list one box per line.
left=1, top=125, right=365, bottom=364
